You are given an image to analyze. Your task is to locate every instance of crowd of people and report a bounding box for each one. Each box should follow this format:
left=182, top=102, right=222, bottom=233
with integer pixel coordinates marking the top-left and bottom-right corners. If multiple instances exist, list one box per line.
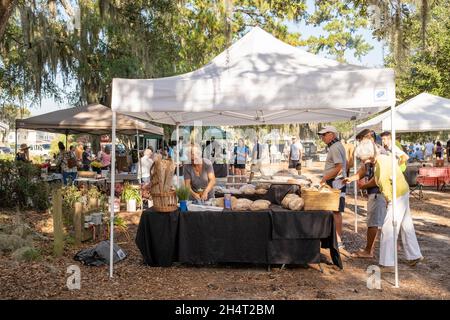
left=405, top=139, right=450, bottom=162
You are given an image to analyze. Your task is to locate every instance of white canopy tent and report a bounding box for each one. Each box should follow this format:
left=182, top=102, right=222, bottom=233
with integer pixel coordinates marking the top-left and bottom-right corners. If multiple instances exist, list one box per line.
left=110, top=27, right=400, bottom=285
left=112, top=27, right=394, bottom=125
left=357, top=92, right=450, bottom=132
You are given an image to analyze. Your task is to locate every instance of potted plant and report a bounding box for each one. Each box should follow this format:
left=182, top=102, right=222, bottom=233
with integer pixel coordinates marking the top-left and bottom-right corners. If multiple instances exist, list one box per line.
left=121, top=183, right=142, bottom=212
left=176, top=186, right=190, bottom=212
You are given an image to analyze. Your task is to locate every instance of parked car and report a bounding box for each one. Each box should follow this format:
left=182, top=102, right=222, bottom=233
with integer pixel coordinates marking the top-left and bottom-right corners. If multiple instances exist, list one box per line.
left=28, top=143, right=51, bottom=158
left=0, top=146, right=12, bottom=154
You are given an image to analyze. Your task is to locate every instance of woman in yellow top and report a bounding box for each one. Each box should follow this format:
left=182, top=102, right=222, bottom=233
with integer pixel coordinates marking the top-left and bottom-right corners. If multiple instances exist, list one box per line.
left=352, top=139, right=423, bottom=268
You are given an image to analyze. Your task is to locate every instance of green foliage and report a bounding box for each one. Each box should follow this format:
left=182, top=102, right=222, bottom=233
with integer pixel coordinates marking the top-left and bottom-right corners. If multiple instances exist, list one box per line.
left=0, top=159, right=50, bottom=210
left=12, top=246, right=41, bottom=262
left=61, top=185, right=83, bottom=209
left=386, top=0, right=450, bottom=103
left=87, top=186, right=101, bottom=199
left=303, top=1, right=373, bottom=62
left=176, top=185, right=191, bottom=201
left=1, top=0, right=375, bottom=106
left=121, top=183, right=141, bottom=202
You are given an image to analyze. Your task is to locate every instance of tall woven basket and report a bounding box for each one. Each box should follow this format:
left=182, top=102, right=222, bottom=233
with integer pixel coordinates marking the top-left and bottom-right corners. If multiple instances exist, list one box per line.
left=151, top=190, right=178, bottom=212
left=301, top=185, right=341, bottom=211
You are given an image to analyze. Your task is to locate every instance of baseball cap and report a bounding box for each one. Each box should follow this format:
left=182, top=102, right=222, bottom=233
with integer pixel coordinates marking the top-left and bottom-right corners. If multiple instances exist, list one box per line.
left=318, top=126, right=338, bottom=135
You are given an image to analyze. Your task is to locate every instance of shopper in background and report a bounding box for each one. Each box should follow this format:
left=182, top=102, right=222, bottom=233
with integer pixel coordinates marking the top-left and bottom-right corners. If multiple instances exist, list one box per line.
left=380, top=131, right=409, bottom=171
left=15, top=143, right=31, bottom=162
left=424, top=140, right=435, bottom=161
left=233, top=138, right=249, bottom=182
left=56, top=141, right=78, bottom=185
left=288, top=136, right=303, bottom=175
left=140, top=148, right=153, bottom=184
left=435, top=141, right=444, bottom=160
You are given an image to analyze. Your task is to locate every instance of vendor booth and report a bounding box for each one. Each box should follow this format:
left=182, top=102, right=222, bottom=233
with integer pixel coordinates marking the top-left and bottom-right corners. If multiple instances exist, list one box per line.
left=16, top=103, right=163, bottom=186
left=110, top=27, right=398, bottom=282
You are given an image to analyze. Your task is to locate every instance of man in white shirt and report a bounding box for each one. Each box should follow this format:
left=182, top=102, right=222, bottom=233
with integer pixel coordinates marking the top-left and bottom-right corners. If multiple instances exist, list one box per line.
left=269, top=142, right=279, bottom=163
left=380, top=132, right=409, bottom=171
left=424, top=141, right=435, bottom=161
left=288, top=137, right=303, bottom=174
left=140, top=148, right=153, bottom=184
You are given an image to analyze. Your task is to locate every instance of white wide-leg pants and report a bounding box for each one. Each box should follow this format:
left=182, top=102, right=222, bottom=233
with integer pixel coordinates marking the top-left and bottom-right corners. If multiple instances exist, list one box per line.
left=380, top=192, right=423, bottom=266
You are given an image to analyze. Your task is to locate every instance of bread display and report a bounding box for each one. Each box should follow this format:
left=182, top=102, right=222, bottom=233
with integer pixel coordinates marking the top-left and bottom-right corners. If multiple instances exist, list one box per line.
left=250, top=200, right=271, bottom=211
left=232, top=198, right=253, bottom=211
left=255, top=188, right=268, bottom=195
left=239, top=184, right=256, bottom=195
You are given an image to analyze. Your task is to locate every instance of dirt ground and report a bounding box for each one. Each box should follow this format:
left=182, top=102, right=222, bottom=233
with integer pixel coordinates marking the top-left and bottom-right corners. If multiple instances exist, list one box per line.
left=1, top=162, right=449, bottom=300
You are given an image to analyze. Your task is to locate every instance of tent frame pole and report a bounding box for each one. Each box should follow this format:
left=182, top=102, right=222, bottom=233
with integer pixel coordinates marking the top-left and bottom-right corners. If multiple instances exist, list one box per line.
left=391, top=104, right=399, bottom=288
left=109, top=111, right=117, bottom=278
left=176, top=123, right=180, bottom=187
left=353, top=122, right=358, bottom=233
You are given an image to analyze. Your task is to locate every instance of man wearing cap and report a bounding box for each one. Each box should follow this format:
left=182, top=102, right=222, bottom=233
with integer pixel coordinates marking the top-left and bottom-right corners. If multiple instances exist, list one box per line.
left=16, top=143, right=31, bottom=162
left=319, top=125, right=347, bottom=247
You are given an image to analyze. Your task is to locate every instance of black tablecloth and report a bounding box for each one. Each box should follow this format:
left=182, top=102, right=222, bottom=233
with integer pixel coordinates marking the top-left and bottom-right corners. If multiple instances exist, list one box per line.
left=135, top=207, right=342, bottom=269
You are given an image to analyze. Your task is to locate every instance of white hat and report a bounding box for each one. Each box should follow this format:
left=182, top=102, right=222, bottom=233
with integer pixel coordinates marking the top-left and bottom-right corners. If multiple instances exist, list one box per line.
left=318, top=126, right=338, bottom=135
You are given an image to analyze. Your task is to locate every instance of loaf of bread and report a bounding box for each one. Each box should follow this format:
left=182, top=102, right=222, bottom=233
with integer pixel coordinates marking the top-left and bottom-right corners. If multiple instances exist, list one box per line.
left=255, top=188, right=268, bottom=195
left=215, top=197, right=224, bottom=208
left=240, top=184, right=256, bottom=195
left=250, top=200, right=271, bottom=211
left=288, top=197, right=304, bottom=211
left=281, top=194, right=304, bottom=210
left=255, top=183, right=271, bottom=190
left=281, top=194, right=299, bottom=209
left=232, top=198, right=253, bottom=211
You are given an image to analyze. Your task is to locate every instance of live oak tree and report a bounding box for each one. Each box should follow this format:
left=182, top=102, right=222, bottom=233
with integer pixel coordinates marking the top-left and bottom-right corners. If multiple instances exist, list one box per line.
left=1, top=0, right=376, bottom=106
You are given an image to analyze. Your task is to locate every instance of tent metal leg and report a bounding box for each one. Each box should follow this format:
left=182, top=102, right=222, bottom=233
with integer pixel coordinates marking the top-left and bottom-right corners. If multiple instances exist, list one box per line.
left=109, top=111, right=117, bottom=279
left=353, top=122, right=358, bottom=233
left=267, top=264, right=271, bottom=272
left=391, top=104, right=399, bottom=288
left=176, top=123, right=180, bottom=187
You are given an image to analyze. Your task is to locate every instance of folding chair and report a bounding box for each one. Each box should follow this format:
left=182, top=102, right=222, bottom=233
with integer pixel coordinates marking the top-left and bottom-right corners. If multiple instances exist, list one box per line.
left=404, top=166, right=423, bottom=200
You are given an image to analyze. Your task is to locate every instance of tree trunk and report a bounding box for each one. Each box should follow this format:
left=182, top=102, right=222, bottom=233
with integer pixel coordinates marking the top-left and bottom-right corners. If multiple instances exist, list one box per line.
left=0, top=0, right=18, bottom=42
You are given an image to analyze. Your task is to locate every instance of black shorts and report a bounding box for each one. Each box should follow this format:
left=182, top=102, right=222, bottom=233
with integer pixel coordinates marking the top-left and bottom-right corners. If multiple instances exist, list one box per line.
left=234, top=163, right=246, bottom=169
left=326, top=179, right=346, bottom=213
left=288, top=160, right=300, bottom=169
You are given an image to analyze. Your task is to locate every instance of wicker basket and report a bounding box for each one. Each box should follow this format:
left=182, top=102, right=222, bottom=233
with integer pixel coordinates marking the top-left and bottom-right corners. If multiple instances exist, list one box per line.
left=301, top=185, right=341, bottom=211
left=151, top=190, right=178, bottom=212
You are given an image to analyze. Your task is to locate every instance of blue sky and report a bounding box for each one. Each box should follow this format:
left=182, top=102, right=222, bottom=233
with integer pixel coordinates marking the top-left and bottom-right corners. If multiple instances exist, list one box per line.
left=31, top=1, right=383, bottom=116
